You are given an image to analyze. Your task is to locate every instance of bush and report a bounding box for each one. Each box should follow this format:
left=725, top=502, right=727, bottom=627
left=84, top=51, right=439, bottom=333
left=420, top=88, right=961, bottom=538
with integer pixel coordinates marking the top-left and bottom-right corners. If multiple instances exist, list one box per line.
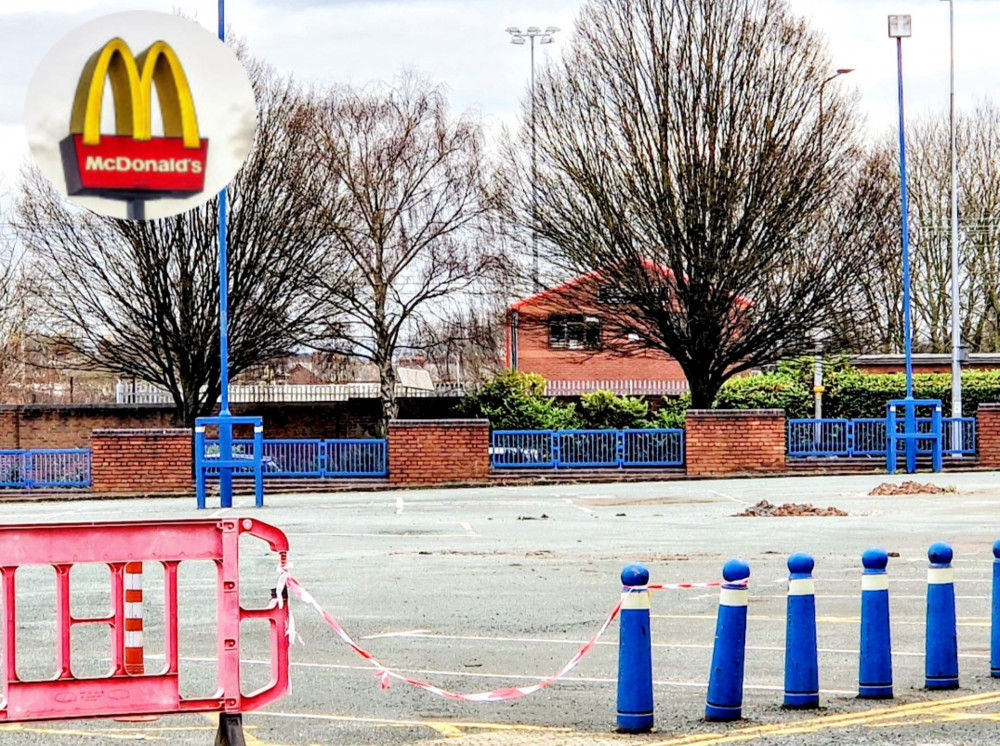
left=824, top=368, right=1000, bottom=419
left=713, top=374, right=812, bottom=419
left=578, top=390, right=649, bottom=430
left=638, top=394, right=691, bottom=429
left=460, top=370, right=580, bottom=431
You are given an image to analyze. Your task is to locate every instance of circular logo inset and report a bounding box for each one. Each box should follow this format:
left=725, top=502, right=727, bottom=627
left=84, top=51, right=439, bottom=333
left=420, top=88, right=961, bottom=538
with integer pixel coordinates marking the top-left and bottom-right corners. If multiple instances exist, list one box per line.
left=25, top=11, right=257, bottom=220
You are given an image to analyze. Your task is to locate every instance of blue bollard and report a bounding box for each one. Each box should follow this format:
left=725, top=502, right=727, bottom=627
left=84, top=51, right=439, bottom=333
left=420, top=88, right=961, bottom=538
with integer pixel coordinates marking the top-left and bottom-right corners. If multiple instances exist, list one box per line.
left=859, top=547, right=893, bottom=699
left=992, top=540, right=1000, bottom=678
left=706, top=558, right=750, bottom=722
left=617, top=564, right=653, bottom=732
left=783, top=553, right=819, bottom=708
left=925, top=541, right=959, bottom=689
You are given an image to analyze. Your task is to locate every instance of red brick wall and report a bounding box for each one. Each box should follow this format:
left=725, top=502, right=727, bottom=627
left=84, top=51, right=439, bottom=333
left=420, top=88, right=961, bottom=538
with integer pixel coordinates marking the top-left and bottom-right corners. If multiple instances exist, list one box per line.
left=977, top=404, right=1000, bottom=468
left=388, top=419, right=490, bottom=486
left=685, top=409, right=785, bottom=476
left=91, top=429, right=193, bottom=495
left=0, top=406, right=180, bottom=449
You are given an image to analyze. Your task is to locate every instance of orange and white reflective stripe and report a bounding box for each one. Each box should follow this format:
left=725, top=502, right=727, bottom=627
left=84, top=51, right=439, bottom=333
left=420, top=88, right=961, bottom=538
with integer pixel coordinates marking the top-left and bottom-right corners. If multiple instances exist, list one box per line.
left=124, top=561, right=143, bottom=674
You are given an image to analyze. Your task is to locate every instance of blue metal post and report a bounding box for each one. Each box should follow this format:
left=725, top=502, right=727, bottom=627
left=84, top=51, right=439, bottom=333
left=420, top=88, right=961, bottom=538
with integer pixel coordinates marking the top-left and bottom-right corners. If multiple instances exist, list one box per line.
left=253, top=421, right=264, bottom=508
left=992, top=540, right=1000, bottom=677
left=616, top=564, right=653, bottom=732
left=859, top=548, right=893, bottom=698
left=932, top=403, right=943, bottom=472
left=895, top=34, right=918, bottom=473
left=886, top=406, right=897, bottom=474
left=925, top=542, right=959, bottom=689
left=195, top=424, right=207, bottom=509
left=783, top=553, right=819, bottom=708
left=216, top=0, right=233, bottom=507
left=706, top=559, right=750, bottom=722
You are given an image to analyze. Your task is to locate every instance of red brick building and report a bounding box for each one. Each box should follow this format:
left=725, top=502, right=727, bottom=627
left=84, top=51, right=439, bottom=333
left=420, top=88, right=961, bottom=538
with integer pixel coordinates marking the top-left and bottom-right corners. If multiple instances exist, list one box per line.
left=505, top=270, right=689, bottom=396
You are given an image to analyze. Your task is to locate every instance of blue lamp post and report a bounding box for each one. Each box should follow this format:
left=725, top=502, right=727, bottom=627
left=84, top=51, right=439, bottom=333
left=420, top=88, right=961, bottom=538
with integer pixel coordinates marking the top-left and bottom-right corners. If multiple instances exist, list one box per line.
left=885, top=15, right=943, bottom=475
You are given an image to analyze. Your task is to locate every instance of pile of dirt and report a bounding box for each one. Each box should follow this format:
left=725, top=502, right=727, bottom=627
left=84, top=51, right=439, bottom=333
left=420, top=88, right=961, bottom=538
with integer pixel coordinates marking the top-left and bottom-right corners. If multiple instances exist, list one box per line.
left=734, top=500, right=848, bottom=517
left=869, top=481, right=951, bottom=496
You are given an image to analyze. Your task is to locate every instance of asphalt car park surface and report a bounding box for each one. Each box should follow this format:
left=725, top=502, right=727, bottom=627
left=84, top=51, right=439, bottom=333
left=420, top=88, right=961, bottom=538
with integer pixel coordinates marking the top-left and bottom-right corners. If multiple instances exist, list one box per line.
left=2, top=471, right=1000, bottom=745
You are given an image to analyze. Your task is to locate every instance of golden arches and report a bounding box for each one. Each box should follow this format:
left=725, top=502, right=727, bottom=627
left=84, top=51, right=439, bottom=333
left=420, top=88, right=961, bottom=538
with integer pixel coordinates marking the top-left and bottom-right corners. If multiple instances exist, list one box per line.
left=69, top=37, right=201, bottom=148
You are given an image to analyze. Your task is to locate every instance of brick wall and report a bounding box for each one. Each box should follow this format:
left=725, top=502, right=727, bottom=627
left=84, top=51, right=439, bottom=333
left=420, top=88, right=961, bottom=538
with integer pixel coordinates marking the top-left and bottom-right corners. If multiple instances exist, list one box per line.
left=685, top=409, right=786, bottom=476
left=387, top=419, right=490, bottom=487
left=977, top=404, right=1000, bottom=468
left=91, top=429, right=193, bottom=495
left=0, top=398, right=463, bottom=449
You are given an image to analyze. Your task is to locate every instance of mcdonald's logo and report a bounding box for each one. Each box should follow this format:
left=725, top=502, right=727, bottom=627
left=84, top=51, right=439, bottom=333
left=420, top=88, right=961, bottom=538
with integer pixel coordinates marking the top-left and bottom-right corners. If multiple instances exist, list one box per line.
left=60, top=37, right=209, bottom=197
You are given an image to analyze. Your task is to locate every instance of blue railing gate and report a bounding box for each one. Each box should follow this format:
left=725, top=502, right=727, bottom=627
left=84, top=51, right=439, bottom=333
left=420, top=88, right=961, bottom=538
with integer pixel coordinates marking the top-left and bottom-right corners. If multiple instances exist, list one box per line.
left=490, top=429, right=684, bottom=469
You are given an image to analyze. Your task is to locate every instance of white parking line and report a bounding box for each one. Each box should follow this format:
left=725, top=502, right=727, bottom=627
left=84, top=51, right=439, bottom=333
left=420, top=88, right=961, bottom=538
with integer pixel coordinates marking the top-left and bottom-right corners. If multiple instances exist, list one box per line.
left=564, top=499, right=594, bottom=514
left=395, top=496, right=404, bottom=515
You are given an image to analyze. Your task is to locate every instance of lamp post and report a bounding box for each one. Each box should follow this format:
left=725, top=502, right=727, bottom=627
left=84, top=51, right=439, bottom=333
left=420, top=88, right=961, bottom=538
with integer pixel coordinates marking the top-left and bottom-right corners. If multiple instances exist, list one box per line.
left=889, top=14, right=917, bottom=471
left=814, top=68, right=854, bottom=424
left=507, top=25, right=559, bottom=292
left=941, top=0, right=964, bottom=452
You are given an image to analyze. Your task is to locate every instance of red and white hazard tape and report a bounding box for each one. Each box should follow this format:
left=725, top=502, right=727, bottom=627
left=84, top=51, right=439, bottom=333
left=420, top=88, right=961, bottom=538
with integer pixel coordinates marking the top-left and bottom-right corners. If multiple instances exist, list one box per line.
left=275, top=567, right=727, bottom=702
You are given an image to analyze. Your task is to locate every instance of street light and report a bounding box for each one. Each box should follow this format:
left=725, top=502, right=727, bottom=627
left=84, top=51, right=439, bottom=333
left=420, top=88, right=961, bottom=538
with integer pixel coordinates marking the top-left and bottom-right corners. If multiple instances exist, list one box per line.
left=814, top=67, right=854, bottom=424
left=940, top=0, right=964, bottom=452
left=889, top=14, right=919, bottom=472
left=507, top=25, right=560, bottom=291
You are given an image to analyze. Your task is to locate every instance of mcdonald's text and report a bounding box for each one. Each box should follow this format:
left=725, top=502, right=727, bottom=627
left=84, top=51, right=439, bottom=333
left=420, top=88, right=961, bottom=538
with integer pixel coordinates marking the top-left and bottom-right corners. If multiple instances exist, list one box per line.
left=62, top=134, right=209, bottom=195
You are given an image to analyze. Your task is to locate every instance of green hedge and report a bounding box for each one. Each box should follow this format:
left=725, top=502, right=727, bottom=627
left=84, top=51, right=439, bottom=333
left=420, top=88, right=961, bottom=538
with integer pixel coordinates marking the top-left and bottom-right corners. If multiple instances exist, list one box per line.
left=462, top=366, right=1000, bottom=431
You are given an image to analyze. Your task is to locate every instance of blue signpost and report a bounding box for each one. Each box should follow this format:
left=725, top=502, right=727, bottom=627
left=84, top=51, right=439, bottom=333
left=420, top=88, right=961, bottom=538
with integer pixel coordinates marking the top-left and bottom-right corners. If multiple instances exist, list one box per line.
left=887, top=15, right=941, bottom=475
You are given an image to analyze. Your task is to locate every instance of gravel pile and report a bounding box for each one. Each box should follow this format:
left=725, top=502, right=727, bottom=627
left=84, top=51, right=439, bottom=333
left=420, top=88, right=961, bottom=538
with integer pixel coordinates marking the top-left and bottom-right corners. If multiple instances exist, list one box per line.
left=733, top=500, right=848, bottom=517
left=869, top=481, right=950, bottom=496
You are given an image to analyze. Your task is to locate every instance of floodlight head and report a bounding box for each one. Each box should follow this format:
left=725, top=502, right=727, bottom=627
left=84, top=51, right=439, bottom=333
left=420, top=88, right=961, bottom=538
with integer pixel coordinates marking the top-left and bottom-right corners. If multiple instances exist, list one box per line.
left=511, top=36, right=526, bottom=45
left=888, top=14, right=912, bottom=38
left=526, top=25, right=541, bottom=34
left=545, top=26, right=560, bottom=34
left=540, top=35, right=554, bottom=44
left=505, top=26, right=521, bottom=34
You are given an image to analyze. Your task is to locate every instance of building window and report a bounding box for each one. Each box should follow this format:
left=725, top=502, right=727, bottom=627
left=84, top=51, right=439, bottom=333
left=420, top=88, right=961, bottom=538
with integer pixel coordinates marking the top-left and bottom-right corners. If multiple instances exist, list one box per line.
left=549, top=314, right=601, bottom=350
left=598, top=285, right=628, bottom=305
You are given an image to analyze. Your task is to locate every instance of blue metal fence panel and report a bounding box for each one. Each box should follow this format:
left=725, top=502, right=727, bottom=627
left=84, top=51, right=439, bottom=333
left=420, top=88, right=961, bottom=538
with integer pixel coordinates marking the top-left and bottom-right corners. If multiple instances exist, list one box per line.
left=491, top=429, right=684, bottom=469
left=490, top=431, right=555, bottom=468
left=0, top=449, right=90, bottom=489
left=0, top=451, right=26, bottom=488
left=622, top=429, right=685, bottom=467
left=559, top=430, right=620, bottom=467
left=325, top=439, right=388, bottom=477
left=204, top=438, right=386, bottom=478
left=787, top=417, right=976, bottom=458
left=787, top=419, right=852, bottom=457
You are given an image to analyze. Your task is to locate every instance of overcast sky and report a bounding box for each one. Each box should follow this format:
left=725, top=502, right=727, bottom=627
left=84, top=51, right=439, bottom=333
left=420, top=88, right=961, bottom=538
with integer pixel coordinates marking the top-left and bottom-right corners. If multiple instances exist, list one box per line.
left=1, top=0, right=998, bottom=199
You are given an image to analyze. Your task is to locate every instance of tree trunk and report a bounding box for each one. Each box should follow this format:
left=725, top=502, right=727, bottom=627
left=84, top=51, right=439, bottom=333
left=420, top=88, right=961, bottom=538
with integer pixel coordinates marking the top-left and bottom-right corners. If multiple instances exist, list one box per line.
left=377, top=359, right=398, bottom=437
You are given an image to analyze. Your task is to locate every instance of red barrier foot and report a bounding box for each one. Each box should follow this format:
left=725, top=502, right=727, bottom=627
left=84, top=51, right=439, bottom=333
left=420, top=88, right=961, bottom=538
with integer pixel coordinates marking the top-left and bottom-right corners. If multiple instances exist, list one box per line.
left=215, top=713, right=245, bottom=746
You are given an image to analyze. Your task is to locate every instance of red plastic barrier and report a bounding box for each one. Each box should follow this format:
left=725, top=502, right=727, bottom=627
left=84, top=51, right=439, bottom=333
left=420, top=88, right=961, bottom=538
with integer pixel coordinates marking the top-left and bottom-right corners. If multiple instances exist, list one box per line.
left=0, top=518, right=289, bottom=723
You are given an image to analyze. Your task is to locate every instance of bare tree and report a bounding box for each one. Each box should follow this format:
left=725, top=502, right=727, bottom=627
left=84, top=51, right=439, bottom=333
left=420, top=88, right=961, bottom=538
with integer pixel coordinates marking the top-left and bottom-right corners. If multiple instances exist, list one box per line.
left=307, top=74, right=506, bottom=433
left=15, top=60, right=331, bottom=424
left=854, top=103, right=1000, bottom=353
left=505, top=0, right=872, bottom=407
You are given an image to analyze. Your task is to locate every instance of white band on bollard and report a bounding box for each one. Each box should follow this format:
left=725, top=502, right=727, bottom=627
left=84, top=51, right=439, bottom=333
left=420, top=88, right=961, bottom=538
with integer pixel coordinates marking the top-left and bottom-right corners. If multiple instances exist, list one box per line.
left=720, top=588, right=749, bottom=607
left=927, top=567, right=955, bottom=585
left=621, top=590, right=651, bottom=610
left=254, top=425, right=264, bottom=433
left=861, top=574, right=889, bottom=591
left=788, top=578, right=815, bottom=596
left=195, top=426, right=206, bottom=433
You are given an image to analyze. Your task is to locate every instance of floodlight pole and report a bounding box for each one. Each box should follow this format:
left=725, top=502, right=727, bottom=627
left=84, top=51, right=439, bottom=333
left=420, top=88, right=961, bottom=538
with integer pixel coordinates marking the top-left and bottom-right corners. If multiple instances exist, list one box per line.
left=217, top=0, right=233, bottom=507
left=942, top=0, right=963, bottom=450
left=890, top=15, right=917, bottom=472
left=507, top=25, right=559, bottom=292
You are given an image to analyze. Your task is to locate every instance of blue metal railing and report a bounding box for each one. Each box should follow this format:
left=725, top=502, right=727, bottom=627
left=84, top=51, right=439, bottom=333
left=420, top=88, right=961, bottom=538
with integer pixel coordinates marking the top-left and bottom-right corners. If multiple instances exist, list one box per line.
left=203, top=438, right=387, bottom=478
left=491, top=429, right=685, bottom=469
left=0, top=449, right=91, bottom=489
left=788, top=417, right=976, bottom=458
